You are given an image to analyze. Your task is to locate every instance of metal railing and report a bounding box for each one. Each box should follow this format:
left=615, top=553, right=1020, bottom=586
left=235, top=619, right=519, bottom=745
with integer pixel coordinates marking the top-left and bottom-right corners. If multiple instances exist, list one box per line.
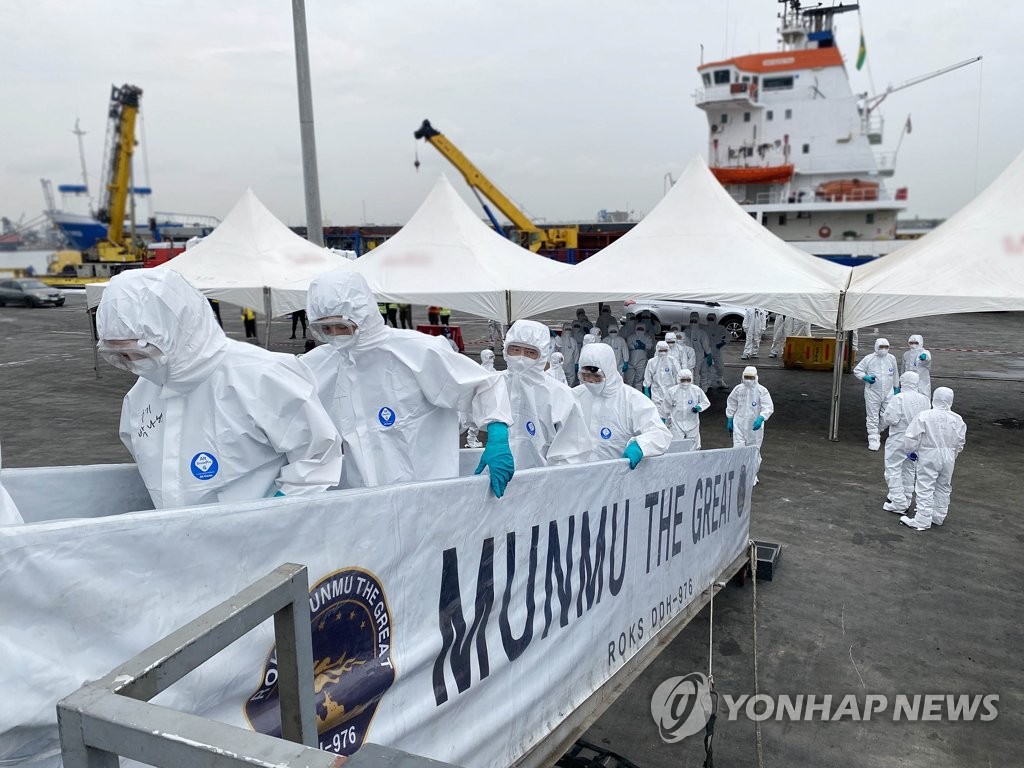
left=57, top=563, right=456, bottom=768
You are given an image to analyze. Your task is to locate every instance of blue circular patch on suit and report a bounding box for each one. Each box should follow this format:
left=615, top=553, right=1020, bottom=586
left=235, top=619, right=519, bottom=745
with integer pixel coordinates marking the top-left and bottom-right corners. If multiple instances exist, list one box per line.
left=687, top=398, right=694, bottom=405
left=600, top=427, right=612, bottom=440
left=888, top=367, right=893, bottom=373
left=752, top=401, right=759, bottom=407
left=526, top=420, right=536, bottom=436
left=378, top=407, right=396, bottom=427
left=190, top=452, right=219, bottom=480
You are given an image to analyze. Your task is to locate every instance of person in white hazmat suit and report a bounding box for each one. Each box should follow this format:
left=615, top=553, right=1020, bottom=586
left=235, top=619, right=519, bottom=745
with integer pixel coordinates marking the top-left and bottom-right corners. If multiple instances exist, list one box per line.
left=726, top=366, right=774, bottom=484
left=480, top=348, right=496, bottom=372
left=643, top=341, right=681, bottom=420
left=664, top=332, right=695, bottom=373
left=703, top=313, right=729, bottom=390
left=769, top=315, right=811, bottom=358
left=625, top=320, right=654, bottom=390
left=500, top=320, right=592, bottom=469
left=899, top=387, right=967, bottom=531
left=0, top=440, right=24, bottom=525
left=582, top=332, right=597, bottom=347
left=684, top=311, right=708, bottom=359
left=902, top=334, right=933, bottom=399
left=304, top=270, right=515, bottom=497
left=853, top=338, right=900, bottom=451
left=666, top=369, right=710, bottom=450
left=741, top=308, right=766, bottom=359
left=596, top=305, right=619, bottom=336
left=573, top=343, right=671, bottom=468
left=881, top=371, right=931, bottom=514
left=558, top=322, right=580, bottom=385
left=589, top=326, right=603, bottom=342
left=604, top=325, right=630, bottom=375
left=546, top=351, right=569, bottom=386
left=96, top=270, right=343, bottom=509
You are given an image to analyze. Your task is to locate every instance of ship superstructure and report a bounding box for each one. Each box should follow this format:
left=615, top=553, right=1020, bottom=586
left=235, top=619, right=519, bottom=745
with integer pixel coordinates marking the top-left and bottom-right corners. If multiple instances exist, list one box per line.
left=696, top=2, right=904, bottom=262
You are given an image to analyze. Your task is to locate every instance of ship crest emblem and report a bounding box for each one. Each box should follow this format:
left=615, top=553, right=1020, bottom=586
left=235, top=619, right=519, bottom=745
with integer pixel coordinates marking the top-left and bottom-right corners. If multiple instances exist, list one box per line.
left=244, top=568, right=396, bottom=755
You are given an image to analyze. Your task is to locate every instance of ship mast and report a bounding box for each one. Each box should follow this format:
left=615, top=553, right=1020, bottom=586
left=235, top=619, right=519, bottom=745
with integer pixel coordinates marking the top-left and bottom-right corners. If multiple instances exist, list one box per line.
left=778, top=1, right=859, bottom=51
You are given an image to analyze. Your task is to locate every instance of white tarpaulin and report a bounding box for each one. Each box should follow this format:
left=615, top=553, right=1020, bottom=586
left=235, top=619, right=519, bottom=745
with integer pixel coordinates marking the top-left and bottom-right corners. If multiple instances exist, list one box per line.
left=843, top=149, right=1024, bottom=329
left=0, top=448, right=753, bottom=768
left=519, top=156, right=851, bottom=328
left=353, top=176, right=568, bottom=323
left=84, top=189, right=354, bottom=316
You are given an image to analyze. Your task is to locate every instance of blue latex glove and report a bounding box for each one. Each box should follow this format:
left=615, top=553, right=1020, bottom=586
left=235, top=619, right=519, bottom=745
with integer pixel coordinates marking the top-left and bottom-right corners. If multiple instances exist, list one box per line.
left=475, top=422, right=515, bottom=498
left=727, top=417, right=734, bottom=432
left=919, top=352, right=928, bottom=361
left=691, top=405, right=702, bottom=413
left=637, top=341, right=647, bottom=351
left=623, top=441, right=643, bottom=470
left=705, top=354, right=714, bottom=365
left=907, top=452, right=919, bottom=462
left=643, top=386, right=651, bottom=398
left=621, top=362, right=628, bottom=372
left=273, top=490, right=285, bottom=497
left=863, top=374, right=876, bottom=384
left=752, top=415, right=765, bottom=431
left=894, top=387, right=900, bottom=395
left=716, top=341, right=726, bottom=349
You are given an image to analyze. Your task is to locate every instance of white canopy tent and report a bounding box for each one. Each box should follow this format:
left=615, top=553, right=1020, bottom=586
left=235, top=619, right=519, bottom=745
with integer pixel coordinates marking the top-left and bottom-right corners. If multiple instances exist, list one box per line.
left=352, top=175, right=567, bottom=324
left=843, top=150, right=1024, bottom=330
left=85, top=189, right=354, bottom=321
left=519, top=155, right=852, bottom=328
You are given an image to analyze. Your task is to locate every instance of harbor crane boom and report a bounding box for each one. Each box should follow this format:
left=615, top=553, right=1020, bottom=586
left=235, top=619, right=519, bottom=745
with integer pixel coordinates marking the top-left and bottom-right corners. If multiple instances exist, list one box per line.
left=413, top=119, right=577, bottom=253
left=864, top=56, right=982, bottom=115
left=94, top=83, right=146, bottom=263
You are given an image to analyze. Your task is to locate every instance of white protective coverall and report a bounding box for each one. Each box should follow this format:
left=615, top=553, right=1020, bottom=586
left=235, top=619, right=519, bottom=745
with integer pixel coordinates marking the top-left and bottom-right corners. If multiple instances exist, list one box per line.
left=546, top=352, right=569, bottom=385
left=901, top=387, right=967, bottom=530
left=0, top=440, right=24, bottom=525
left=902, top=334, right=933, bottom=399
left=480, top=348, right=496, bottom=372
left=769, top=315, right=812, bottom=358
left=97, top=270, right=343, bottom=509
left=665, top=332, right=696, bottom=373
left=741, top=308, right=767, bottom=359
left=666, top=369, right=710, bottom=450
left=572, top=344, right=672, bottom=462
left=725, top=366, right=775, bottom=483
left=643, top=342, right=681, bottom=420
left=604, top=326, right=630, bottom=375
left=304, top=270, right=512, bottom=489
left=501, top=320, right=592, bottom=469
left=463, top=350, right=497, bottom=447
left=684, top=314, right=708, bottom=359
left=853, top=337, right=900, bottom=450
left=881, top=371, right=931, bottom=512
left=704, top=314, right=729, bottom=390
left=558, top=322, right=580, bottom=385
left=625, top=322, right=655, bottom=390
left=596, top=305, right=619, bottom=336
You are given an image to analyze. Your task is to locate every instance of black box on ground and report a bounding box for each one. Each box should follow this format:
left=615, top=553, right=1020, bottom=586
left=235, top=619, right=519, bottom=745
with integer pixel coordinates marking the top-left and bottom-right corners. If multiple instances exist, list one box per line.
left=754, top=540, right=782, bottom=581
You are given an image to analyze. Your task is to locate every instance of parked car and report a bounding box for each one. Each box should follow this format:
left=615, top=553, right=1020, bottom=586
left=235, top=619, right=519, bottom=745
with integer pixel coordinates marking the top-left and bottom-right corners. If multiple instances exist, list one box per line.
left=623, top=298, right=748, bottom=340
left=0, top=278, right=66, bottom=307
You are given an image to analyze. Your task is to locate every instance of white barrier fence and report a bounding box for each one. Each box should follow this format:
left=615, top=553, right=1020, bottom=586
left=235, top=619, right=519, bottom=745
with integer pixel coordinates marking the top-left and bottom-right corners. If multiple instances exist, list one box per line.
left=0, top=446, right=753, bottom=768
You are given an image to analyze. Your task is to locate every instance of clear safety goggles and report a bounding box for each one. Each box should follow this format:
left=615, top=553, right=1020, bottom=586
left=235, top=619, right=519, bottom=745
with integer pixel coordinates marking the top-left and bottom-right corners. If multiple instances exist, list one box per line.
left=743, top=376, right=757, bottom=382
left=679, top=378, right=693, bottom=384
left=506, top=343, right=542, bottom=360
left=579, top=365, right=605, bottom=384
left=309, top=316, right=358, bottom=342
left=97, top=339, right=166, bottom=371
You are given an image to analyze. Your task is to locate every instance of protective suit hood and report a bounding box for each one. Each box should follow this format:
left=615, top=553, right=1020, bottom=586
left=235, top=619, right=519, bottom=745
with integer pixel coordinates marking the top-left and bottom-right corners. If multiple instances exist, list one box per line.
left=742, top=365, right=758, bottom=382
left=908, top=334, right=924, bottom=346
left=874, top=338, right=890, bottom=355
left=579, top=343, right=621, bottom=398
left=307, top=270, right=387, bottom=354
left=665, top=332, right=677, bottom=343
left=550, top=351, right=564, bottom=365
left=656, top=341, right=669, bottom=354
left=899, top=371, right=920, bottom=391
left=504, top=319, right=550, bottom=382
left=932, top=387, right=954, bottom=411
left=97, top=269, right=228, bottom=394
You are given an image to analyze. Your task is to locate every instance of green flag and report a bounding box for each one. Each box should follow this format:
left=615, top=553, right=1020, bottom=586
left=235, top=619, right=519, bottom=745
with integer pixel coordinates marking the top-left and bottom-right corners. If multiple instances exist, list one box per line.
left=856, top=30, right=867, bottom=70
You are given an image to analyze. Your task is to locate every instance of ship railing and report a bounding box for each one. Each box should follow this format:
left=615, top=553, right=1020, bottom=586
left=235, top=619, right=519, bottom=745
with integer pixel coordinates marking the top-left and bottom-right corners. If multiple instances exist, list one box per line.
left=694, top=82, right=759, bottom=105
left=57, top=562, right=455, bottom=768
left=745, top=186, right=902, bottom=205
left=153, top=211, right=222, bottom=228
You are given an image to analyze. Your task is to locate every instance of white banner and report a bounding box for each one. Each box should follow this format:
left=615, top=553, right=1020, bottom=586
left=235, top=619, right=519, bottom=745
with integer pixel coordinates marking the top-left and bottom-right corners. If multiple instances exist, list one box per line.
left=0, top=447, right=754, bottom=768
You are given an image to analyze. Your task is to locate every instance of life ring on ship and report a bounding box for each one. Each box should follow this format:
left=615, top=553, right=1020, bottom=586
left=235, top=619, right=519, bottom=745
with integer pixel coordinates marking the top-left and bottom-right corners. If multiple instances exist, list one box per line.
left=818, top=225, right=832, bottom=239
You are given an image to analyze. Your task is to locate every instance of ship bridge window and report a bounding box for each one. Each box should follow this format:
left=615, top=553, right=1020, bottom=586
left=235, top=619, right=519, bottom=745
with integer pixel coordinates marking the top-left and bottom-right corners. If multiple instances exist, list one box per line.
left=802, top=143, right=810, bottom=154
left=767, top=110, right=774, bottom=121
left=785, top=108, right=793, bottom=119
left=743, top=112, right=751, bottom=122
left=866, top=213, right=876, bottom=224
left=703, top=73, right=711, bottom=86
left=763, top=76, right=795, bottom=91
left=720, top=113, right=729, bottom=124
left=713, top=69, right=731, bottom=85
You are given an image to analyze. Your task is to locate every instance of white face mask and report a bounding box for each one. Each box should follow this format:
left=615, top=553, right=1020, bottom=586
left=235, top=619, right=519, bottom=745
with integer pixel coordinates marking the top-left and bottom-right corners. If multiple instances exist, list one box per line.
left=658, top=350, right=667, bottom=356
left=505, top=355, right=539, bottom=374
left=743, top=378, right=757, bottom=387
left=129, top=356, right=171, bottom=385
left=876, top=347, right=889, bottom=357
left=330, top=332, right=359, bottom=349
left=584, top=380, right=607, bottom=396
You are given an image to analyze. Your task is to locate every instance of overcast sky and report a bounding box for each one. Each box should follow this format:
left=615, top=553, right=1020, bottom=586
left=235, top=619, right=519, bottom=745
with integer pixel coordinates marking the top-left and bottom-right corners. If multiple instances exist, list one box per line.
left=1, top=0, right=1017, bottom=229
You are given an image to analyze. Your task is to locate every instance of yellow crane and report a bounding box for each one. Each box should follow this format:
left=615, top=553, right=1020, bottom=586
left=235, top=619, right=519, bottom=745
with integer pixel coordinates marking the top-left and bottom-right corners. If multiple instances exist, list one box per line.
left=413, top=119, right=577, bottom=253
left=92, top=84, right=146, bottom=263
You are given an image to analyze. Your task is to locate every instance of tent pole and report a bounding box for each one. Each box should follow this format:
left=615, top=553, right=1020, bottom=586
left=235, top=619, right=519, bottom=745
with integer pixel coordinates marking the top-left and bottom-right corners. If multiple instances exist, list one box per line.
left=263, top=286, right=272, bottom=350
left=828, top=291, right=847, bottom=441
left=505, top=290, right=513, bottom=327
